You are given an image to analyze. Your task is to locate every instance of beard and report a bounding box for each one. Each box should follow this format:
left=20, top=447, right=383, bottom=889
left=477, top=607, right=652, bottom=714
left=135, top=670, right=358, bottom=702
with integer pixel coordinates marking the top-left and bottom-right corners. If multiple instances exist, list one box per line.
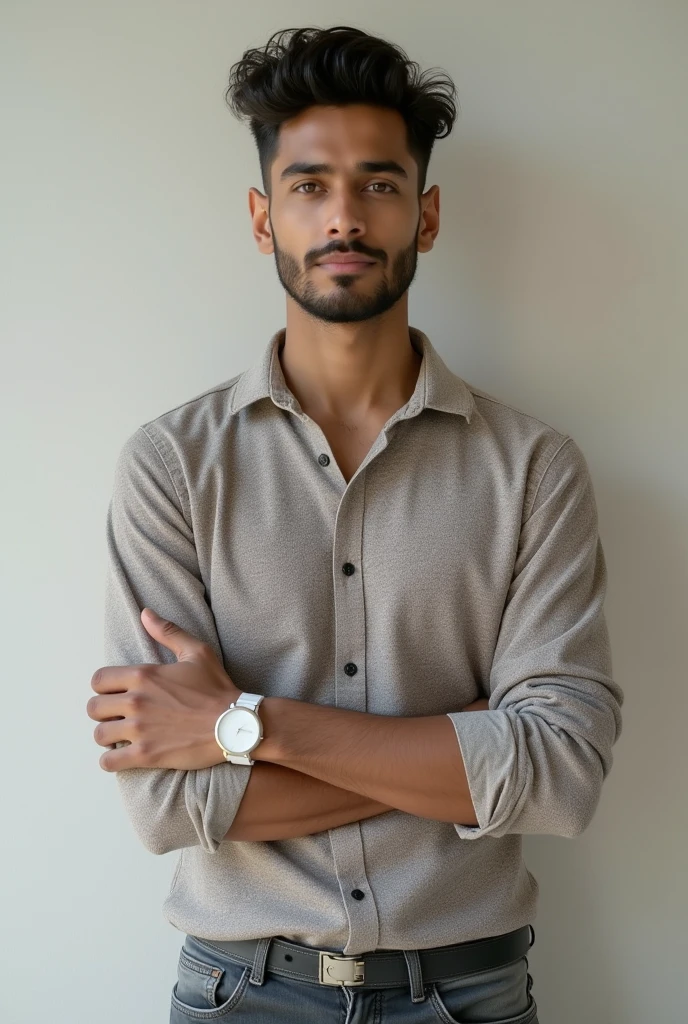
left=270, top=214, right=421, bottom=325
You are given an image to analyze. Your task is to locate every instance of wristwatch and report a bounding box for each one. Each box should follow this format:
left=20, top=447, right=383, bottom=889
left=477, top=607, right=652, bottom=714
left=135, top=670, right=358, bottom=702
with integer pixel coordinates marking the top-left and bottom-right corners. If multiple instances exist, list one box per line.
left=214, top=692, right=265, bottom=765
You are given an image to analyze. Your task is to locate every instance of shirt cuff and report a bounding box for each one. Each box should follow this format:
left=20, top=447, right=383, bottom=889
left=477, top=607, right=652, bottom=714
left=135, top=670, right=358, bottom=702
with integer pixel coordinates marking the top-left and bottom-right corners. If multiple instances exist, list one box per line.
left=187, top=761, right=254, bottom=852
left=445, top=710, right=530, bottom=840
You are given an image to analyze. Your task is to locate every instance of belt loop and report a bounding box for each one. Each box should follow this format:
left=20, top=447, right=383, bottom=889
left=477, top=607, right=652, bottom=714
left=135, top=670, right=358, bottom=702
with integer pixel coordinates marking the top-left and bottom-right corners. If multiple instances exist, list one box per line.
left=248, top=937, right=272, bottom=986
left=402, top=949, right=426, bottom=1003
left=528, top=925, right=535, bottom=949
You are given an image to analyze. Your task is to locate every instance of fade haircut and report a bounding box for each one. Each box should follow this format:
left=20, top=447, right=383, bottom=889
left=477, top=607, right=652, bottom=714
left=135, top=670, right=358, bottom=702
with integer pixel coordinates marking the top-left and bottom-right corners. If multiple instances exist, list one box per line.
left=224, top=25, right=458, bottom=198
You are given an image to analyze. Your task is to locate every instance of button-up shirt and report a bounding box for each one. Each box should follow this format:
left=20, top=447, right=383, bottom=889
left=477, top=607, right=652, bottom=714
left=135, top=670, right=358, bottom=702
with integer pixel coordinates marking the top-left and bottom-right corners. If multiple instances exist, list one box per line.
left=103, top=326, right=624, bottom=954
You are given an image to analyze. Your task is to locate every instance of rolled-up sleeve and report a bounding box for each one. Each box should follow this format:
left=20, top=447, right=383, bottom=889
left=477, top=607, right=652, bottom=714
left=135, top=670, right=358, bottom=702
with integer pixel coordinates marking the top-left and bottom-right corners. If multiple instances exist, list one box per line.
left=103, top=426, right=252, bottom=855
left=446, top=436, right=624, bottom=839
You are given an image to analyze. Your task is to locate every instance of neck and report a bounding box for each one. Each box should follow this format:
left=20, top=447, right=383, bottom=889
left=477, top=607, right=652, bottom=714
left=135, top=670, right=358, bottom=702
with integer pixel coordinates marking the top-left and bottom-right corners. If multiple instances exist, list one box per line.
left=278, top=304, right=422, bottom=424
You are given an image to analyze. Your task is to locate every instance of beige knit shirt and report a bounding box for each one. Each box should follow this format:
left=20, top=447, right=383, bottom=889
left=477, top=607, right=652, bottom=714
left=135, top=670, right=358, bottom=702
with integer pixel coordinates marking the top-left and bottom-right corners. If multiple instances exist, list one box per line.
left=103, top=325, right=624, bottom=955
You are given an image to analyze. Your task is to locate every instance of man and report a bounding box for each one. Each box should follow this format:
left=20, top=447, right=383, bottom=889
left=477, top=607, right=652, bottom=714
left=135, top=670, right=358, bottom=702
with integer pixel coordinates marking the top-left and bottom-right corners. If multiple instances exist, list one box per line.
left=87, top=25, right=624, bottom=1024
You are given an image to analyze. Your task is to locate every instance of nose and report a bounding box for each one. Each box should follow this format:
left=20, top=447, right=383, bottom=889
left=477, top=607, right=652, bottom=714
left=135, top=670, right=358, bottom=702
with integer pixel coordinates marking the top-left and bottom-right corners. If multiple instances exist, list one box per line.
left=324, top=186, right=367, bottom=239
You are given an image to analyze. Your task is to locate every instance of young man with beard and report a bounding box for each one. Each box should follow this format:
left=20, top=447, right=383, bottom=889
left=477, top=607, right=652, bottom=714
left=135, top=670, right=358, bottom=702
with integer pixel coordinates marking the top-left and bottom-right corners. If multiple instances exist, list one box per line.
left=88, top=24, right=623, bottom=1024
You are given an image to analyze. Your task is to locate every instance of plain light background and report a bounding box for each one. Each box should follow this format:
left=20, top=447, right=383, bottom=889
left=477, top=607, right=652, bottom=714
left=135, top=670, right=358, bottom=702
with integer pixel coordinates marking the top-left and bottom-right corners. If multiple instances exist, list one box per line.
left=2, top=2, right=686, bottom=1022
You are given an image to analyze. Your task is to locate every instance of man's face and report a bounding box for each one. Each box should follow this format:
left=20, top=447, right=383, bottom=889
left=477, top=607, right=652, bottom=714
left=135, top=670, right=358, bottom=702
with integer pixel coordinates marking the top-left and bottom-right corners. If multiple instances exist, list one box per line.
left=252, top=104, right=434, bottom=324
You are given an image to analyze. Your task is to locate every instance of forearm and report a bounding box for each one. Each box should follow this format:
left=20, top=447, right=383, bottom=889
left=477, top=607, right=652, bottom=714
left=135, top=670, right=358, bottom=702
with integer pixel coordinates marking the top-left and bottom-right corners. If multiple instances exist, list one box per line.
left=224, top=761, right=394, bottom=842
left=252, top=699, right=487, bottom=826
left=224, top=699, right=487, bottom=841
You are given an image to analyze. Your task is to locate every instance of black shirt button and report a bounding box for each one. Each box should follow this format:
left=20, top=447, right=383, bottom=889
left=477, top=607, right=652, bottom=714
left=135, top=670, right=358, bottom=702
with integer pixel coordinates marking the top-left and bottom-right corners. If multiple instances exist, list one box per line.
left=344, top=662, right=358, bottom=676
left=318, top=453, right=330, bottom=466
left=342, top=562, right=355, bottom=576
left=351, top=889, right=365, bottom=900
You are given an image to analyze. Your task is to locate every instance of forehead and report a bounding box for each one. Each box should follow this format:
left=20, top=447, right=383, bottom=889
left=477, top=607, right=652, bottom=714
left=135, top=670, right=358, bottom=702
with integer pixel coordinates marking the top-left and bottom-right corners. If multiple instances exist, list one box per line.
left=274, top=104, right=411, bottom=169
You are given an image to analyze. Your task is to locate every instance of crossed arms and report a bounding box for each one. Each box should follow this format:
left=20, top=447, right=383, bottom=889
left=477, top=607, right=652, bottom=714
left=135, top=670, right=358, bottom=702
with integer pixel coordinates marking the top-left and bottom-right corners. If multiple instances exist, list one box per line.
left=89, top=604, right=487, bottom=846
left=94, top=426, right=623, bottom=856
left=225, top=695, right=488, bottom=842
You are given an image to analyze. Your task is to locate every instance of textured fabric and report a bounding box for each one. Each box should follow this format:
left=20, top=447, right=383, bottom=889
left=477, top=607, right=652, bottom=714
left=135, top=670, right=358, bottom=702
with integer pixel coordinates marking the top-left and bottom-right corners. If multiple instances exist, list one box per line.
left=103, top=325, right=624, bottom=955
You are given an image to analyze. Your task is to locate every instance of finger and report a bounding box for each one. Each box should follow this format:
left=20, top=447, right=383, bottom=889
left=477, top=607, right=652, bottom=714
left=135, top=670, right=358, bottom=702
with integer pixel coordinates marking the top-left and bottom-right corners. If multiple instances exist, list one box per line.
left=92, top=718, right=128, bottom=748
left=86, top=692, right=130, bottom=721
left=99, top=742, right=141, bottom=772
left=140, top=607, right=216, bottom=663
left=91, top=664, right=144, bottom=694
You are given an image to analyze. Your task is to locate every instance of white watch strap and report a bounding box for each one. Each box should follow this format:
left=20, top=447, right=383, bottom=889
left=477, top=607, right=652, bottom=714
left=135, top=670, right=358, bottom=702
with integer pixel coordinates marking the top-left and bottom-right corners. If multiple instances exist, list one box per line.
left=235, top=692, right=264, bottom=712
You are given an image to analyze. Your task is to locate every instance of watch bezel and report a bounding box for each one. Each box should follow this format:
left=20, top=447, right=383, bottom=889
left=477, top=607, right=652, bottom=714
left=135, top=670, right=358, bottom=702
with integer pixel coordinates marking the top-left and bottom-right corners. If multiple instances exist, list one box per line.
left=215, top=704, right=263, bottom=757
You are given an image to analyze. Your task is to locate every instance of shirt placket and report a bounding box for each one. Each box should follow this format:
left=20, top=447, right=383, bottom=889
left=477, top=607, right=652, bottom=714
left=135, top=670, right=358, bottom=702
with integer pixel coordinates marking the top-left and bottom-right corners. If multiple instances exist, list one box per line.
left=291, top=400, right=417, bottom=955
left=323, top=473, right=380, bottom=954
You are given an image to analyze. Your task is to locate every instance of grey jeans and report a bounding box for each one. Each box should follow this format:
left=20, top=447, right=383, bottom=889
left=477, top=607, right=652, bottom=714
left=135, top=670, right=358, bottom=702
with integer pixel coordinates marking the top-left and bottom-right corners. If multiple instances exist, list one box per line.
left=169, top=932, right=539, bottom=1023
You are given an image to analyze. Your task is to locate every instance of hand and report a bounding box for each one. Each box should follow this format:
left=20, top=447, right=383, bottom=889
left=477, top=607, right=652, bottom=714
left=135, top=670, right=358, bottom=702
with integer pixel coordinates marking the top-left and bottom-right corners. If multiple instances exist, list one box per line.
left=87, top=608, right=241, bottom=772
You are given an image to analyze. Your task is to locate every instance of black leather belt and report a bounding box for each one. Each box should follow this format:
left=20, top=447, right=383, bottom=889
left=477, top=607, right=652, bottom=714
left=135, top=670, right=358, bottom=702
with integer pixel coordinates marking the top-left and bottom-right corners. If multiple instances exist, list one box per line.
left=192, top=924, right=534, bottom=989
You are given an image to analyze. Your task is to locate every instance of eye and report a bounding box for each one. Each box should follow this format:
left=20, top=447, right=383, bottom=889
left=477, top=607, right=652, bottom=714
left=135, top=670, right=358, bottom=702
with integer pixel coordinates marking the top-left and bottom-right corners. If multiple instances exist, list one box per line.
left=293, top=181, right=398, bottom=194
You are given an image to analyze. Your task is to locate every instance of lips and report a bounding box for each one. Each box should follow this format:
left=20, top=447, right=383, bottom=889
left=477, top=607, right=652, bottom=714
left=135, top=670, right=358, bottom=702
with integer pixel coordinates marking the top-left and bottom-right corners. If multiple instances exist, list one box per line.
left=316, top=255, right=376, bottom=266
left=316, top=258, right=376, bottom=274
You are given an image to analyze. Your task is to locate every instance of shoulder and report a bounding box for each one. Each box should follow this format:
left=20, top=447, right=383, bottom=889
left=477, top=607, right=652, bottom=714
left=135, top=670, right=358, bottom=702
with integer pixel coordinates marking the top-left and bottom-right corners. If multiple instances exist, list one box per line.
left=143, top=371, right=244, bottom=436
left=468, top=380, right=567, bottom=446
left=112, top=371, right=245, bottom=490
left=463, top=381, right=591, bottom=519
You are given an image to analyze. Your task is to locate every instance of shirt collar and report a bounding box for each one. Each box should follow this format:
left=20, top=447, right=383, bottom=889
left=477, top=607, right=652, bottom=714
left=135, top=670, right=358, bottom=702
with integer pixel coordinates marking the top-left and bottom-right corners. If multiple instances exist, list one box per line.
left=230, top=325, right=475, bottom=423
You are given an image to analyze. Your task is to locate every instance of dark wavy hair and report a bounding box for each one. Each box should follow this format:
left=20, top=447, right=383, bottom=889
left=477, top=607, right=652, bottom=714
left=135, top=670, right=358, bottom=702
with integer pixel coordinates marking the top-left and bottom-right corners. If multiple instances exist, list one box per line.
left=224, top=25, right=459, bottom=197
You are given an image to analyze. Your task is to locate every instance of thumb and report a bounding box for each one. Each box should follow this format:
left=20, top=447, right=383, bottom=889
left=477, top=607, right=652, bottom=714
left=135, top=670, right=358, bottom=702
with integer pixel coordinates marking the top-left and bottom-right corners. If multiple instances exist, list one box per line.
left=140, top=607, right=209, bottom=662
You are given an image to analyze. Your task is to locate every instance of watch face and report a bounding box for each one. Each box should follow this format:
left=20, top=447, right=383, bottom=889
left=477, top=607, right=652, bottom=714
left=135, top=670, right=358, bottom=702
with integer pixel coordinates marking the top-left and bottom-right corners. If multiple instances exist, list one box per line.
left=217, top=707, right=260, bottom=754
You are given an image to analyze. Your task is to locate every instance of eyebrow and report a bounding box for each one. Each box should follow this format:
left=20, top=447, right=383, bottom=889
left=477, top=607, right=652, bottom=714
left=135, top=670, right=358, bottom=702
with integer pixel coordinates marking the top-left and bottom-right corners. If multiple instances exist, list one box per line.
left=279, top=160, right=409, bottom=183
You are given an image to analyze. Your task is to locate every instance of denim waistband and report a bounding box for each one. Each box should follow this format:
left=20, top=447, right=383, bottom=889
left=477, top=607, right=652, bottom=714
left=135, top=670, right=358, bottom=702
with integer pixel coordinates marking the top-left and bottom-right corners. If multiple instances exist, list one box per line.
left=186, top=924, right=535, bottom=1004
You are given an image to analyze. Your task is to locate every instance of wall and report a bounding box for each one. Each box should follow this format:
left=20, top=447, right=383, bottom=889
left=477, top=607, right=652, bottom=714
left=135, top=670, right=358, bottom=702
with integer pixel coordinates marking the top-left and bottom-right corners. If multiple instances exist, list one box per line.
left=2, top=2, right=685, bottom=1021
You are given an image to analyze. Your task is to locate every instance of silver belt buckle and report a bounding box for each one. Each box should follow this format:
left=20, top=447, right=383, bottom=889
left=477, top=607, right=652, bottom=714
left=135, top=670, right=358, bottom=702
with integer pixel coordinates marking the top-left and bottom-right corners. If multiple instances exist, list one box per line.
left=318, top=952, right=365, bottom=986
